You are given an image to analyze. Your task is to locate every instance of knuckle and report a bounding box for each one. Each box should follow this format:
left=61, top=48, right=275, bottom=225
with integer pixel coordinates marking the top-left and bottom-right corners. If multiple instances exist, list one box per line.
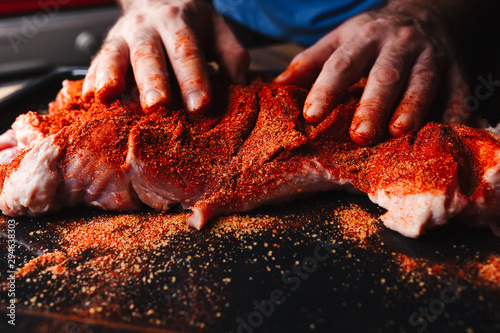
left=372, top=61, right=402, bottom=85
left=228, top=45, right=249, bottom=62
left=139, top=72, right=165, bottom=85
left=100, top=38, right=127, bottom=58
left=158, top=5, right=182, bottom=20
left=133, top=52, right=161, bottom=67
left=176, top=52, right=199, bottom=67
left=131, top=30, right=151, bottom=45
left=235, top=47, right=250, bottom=67
left=412, top=64, right=437, bottom=84
left=416, top=48, right=435, bottom=64
left=358, top=99, right=384, bottom=113
left=131, top=37, right=161, bottom=61
left=428, top=47, right=447, bottom=65
left=179, top=74, right=205, bottom=92
left=291, top=52, right=307, bottom=64
left=288, top=38, right=338, bottom=74
left=419, top=47, right=446, bottom=71
left=310, top=85, right=330, bottom=98
left=291, top=51, right=321, bottom=71
left=172, top=45, right=199, bottom=64
left=396, top=26, right=417, bottom=43
left=170, top=30, right=199, bottom=61
left=360, top=21, right=382, bottom=40
left=326, top=53, right=353, bottom=74
left=131, top=13, right=145, bottom=25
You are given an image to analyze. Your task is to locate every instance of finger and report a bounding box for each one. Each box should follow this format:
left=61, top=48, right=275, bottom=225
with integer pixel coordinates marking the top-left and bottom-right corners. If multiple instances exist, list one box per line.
left=93, top=37, right=130, bottom=102
left=274, top=31, right=340, bottom=87
left=157, top=15, right=211, bottom=113
left=274, top=14, right=373, bottom=87
left=350, top=32, right=419, bottom=145
left=129, top=29, right=171, bottom=113
left=303, top=24, right=380, bottom=124
left=389, top=48, right=441, bottom=137
left=212, top=15, right=249, bottom=84
left=441, top=62, right=471, bottom=125
left=166, top=28, right=210, bottom=113
left=82, top=55, right=99, bottom=102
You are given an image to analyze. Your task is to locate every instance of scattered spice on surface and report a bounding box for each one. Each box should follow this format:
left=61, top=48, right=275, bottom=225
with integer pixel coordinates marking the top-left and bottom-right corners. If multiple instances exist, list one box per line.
left=394, top=253, right=447, bottom=282
left=1, top=202, right=500, bottom=332
left=334, top=204, right=382, bottom=246
left=0, top=209, right=307, bottom=331
left=476, top=255, right=500, bottom=286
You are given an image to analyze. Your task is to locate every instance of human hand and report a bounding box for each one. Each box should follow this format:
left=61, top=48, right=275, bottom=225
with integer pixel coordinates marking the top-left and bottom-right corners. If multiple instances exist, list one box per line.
left=275, top=9, right=470, bottom=146
left=82, top=0, right=249, bottom=114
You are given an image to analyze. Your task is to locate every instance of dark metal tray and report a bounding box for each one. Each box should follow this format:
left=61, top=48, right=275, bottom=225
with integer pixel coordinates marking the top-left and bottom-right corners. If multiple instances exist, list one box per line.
left=0, top=67, right=88, bottom=132
left=0, top=68, right=499, bottom=333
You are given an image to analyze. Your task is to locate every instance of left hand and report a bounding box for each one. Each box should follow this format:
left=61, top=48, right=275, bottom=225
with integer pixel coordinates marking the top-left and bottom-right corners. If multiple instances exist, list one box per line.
left=82, top=0, right=249, bottom=114
left=274, top=10, right=470, bottom=146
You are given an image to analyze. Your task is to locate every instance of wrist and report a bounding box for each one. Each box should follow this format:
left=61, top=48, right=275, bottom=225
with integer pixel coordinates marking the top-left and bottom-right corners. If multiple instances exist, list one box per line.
left=381, top=0, right=468, bottom=36
left=117, top=0, right=136, bottom=11
left=118, top=0, right=163, bottom=12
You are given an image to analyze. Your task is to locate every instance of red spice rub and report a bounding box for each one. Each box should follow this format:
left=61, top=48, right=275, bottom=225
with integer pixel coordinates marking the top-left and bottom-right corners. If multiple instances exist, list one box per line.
left=41, top=80, right=143, bottom=136
left=129, top=82, right=261, bottom=199
left=187, top=85, right=313, bottom=225
left=0, top=150, right=26, bottom=195
left=1, top=76, right=500, bottom=238
left=334, top=204, right=382, bottom=246
left=476, top=255, right=500, bottom=286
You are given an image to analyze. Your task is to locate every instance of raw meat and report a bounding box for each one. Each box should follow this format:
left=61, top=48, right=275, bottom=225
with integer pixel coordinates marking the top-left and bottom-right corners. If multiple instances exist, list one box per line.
left=0, top=79, right=499, bottom=238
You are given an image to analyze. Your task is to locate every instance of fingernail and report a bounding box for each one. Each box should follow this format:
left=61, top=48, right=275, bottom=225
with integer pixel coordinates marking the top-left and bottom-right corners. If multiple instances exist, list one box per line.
left=274, top=60, right=305, bottom=84
left=82, top=87, right=93, bottom=102
left=354, top=121, right=376, bottom=140
left=274, top=72, right=287, bottom=84
left=95, top=77, right=120, bottom=102
left=393, top=113, right=414, bottom=132
left=143, top=89, right=164, bottom=109
left=95, top=79, right=105, bottom=94
left=95, top=81, right=106, bottom=101
left=186, top=91, right=208, bottom=113
left=304, top=102, right=325, bottom=123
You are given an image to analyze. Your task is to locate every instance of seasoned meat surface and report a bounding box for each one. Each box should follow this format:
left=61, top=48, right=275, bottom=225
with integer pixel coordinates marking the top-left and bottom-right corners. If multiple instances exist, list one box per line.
left=0, top=78, right=499, bottom=238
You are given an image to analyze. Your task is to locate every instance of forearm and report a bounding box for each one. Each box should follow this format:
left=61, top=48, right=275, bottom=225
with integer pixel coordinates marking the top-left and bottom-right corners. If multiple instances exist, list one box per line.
left=117, top=0, right=214, bottom=12
left=117, top=0, right=155, bottom=12
left=117, top=0, right=134, bottom=11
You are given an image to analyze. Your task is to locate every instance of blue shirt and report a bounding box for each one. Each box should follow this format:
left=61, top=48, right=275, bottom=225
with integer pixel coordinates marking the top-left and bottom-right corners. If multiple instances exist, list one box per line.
left=214, top=0, right=387, bottom=46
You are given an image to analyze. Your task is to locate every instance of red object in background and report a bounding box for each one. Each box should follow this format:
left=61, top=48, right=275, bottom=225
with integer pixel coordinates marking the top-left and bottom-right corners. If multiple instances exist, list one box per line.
left=0, top=0, right=116, bottom=16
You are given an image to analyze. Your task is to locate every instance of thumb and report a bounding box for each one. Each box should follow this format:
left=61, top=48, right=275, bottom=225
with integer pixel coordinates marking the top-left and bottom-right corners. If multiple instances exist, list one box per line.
left=274, top=30, right=340, bottom=87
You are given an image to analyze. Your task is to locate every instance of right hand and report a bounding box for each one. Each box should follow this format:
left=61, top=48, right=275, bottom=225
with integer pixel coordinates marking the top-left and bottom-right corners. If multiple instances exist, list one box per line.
left=275, top=10, right=470, bottom=146
left=82, top=0, right=249, bottom=114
